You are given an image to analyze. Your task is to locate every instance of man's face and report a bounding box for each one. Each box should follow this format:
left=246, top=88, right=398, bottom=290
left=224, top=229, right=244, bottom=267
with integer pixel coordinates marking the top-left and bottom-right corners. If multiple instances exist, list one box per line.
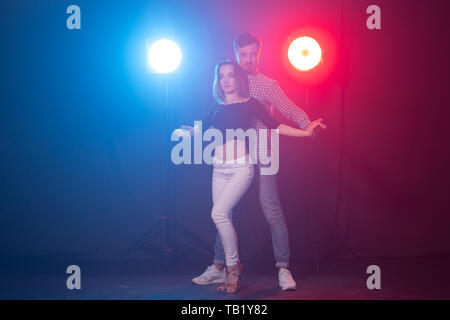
left=235, top=43, right=260, bottom=74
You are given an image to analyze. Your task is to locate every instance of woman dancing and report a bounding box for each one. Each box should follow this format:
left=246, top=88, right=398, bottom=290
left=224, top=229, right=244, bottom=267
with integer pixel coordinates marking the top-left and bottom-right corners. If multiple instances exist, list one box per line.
left=174, top=60, right=325, bottom=293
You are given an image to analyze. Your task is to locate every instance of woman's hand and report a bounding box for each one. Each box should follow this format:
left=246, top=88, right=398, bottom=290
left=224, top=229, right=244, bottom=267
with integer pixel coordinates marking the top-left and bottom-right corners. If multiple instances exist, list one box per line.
left=305, top=118, right=327, bottom=137
left=181, top=125, right=193, bottom=131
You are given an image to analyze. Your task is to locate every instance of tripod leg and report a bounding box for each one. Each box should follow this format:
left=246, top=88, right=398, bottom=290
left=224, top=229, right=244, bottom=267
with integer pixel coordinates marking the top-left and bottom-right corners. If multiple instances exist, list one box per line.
left=332, top=236, right=360, bottom=259
left=172, top=219, right=214, bottom=255
left=120, top=218, right=163, bottom=257
left=316, top=216, right=361, bottom=261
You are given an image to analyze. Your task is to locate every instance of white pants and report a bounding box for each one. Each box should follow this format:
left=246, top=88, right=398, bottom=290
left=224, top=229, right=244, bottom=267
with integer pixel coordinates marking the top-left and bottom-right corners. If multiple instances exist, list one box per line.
left=211, top=155, right=254, bottom=266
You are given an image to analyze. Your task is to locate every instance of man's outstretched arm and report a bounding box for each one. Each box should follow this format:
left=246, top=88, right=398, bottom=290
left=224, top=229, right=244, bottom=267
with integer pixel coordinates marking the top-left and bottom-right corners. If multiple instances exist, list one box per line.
left=267, top=80, right=311, bottom=129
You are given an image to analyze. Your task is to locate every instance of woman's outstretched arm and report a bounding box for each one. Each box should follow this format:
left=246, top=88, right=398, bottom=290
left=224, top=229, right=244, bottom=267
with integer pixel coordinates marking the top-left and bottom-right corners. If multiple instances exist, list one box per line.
left=173, top=105, right=216, bottom=138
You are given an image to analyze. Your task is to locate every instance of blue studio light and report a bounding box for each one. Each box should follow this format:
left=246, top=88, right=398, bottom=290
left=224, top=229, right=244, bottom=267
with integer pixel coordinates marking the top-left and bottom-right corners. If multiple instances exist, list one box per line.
left=147, top=39, right=182, bottom=74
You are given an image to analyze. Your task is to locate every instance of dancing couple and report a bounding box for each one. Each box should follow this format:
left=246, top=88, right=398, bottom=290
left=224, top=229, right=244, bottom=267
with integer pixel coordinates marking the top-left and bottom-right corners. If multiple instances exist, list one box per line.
left=173, top=33, right=326, bottom=293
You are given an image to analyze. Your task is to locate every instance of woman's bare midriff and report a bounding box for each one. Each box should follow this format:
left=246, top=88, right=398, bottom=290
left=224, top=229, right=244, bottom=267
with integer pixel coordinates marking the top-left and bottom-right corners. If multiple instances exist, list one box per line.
left=213, top=139, right=248, bottom=162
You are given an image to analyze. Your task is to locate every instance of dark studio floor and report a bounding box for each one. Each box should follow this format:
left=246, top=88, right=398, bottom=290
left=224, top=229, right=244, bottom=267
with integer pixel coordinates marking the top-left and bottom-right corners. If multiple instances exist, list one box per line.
left=1, top=254, right=449, bottom=300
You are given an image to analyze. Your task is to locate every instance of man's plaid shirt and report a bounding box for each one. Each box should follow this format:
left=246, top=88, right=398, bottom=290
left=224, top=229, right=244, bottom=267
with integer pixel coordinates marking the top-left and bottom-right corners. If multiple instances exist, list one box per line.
left=248, top=72, right=311, bottom=164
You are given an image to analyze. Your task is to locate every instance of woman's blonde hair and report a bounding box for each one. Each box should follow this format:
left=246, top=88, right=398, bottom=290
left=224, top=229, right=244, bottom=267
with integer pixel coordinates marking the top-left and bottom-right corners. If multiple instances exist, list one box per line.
left=212, top=59, right=249, bottom=103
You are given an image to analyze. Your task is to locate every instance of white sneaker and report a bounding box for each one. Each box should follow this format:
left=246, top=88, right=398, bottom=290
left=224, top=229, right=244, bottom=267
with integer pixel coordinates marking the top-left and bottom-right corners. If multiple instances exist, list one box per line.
left=192, top=265, right=226, bottom=285
left=278, top=268, right=297, bottom=291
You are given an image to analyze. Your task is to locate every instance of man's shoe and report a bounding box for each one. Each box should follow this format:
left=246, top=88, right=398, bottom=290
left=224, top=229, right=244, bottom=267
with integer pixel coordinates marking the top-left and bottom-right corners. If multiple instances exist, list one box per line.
left=278, top=268, right=297, bottom=291
left=192, top=265, right=226, bottom=285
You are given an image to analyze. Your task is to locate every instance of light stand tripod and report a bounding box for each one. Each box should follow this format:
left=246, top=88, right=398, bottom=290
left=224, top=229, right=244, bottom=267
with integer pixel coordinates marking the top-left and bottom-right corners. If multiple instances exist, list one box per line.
left=303, top=86, right=361, bottom=273
left=121, top=75, right=213, bottom=265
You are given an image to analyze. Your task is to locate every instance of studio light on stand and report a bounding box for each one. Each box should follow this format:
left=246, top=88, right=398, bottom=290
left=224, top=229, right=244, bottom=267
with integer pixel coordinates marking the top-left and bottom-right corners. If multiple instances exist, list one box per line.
left=121, top=39, right=213, bottom=266
left=287, top=35, right=360, bottom=273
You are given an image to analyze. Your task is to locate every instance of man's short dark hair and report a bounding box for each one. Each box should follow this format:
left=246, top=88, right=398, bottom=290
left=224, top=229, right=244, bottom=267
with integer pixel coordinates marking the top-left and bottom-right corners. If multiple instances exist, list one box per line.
left=233, top=32, right=261, bottom=54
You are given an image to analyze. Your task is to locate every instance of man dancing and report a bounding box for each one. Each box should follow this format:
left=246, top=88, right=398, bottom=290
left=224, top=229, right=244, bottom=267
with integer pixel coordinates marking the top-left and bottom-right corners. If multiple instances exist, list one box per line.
left=193, top=32, right=325, bottom=290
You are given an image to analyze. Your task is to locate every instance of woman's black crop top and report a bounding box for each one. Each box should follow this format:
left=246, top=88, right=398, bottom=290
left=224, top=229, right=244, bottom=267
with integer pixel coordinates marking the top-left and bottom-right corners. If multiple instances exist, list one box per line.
left=201, top=98, right=280, bottom=137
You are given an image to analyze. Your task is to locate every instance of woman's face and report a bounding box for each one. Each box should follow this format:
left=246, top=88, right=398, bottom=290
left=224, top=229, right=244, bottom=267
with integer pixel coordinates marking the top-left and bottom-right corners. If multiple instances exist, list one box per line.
left=219, top=64, right=237, bottom=95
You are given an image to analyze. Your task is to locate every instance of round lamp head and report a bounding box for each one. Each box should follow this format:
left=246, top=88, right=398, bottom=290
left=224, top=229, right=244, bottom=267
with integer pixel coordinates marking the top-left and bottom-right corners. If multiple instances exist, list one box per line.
left=147, top=39, right=182, bottom=73
left=288, top=36, right=322, bottom=71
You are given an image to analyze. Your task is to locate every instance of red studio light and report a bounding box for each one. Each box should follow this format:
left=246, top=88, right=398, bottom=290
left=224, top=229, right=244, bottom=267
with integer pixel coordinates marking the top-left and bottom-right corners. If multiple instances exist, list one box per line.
left=281, top=27, right=337, bottom=86
left=288, top=36, right=322, bottom=71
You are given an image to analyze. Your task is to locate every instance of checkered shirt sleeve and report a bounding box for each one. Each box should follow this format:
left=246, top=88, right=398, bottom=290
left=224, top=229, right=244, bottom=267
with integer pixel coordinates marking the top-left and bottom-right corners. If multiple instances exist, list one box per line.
left=248, top=73, right=311, bottom=162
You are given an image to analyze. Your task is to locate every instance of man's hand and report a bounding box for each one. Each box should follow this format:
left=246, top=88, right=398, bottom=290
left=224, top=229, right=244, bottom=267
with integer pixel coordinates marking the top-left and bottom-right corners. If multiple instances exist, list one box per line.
left=306, top=119, right=327, bottom=137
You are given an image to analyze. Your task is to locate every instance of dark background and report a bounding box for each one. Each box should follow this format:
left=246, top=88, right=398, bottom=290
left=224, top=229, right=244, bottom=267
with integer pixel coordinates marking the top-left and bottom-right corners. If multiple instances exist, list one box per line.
left=1, top=0, right=449, bottom=265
